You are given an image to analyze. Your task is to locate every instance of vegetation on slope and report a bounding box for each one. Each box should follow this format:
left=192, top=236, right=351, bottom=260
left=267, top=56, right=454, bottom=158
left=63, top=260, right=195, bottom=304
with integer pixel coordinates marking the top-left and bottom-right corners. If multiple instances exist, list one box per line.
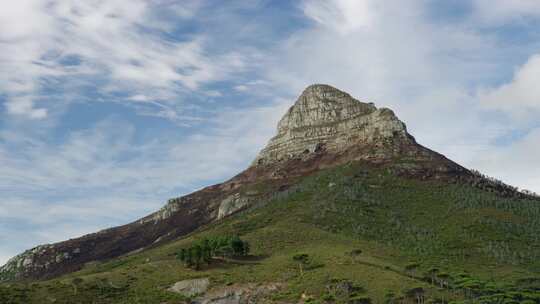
left=176, top=235, right=250, bottom=269
left=1, top=162, right=539, bottom=303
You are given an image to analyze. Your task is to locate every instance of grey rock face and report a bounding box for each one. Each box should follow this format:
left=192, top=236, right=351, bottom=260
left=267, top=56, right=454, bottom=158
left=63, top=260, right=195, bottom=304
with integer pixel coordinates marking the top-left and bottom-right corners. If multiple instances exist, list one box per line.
left=141, top=196, right=193, bottom=224
left=0, top=245, right=55, bottom=281
left=217, top=193, right=251, bottom=220
left=195, top=282, right=283, bottom=304
left=168, top=278, right=211, bottom=297
left=168, top=279, right=283, bottom=303
left=252, top=84, right=410, bottom=166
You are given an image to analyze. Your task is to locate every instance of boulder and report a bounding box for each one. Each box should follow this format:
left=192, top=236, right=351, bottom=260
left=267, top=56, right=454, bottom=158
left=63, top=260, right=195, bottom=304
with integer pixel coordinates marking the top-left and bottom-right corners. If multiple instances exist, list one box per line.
left=217, top=193, right=251, bottom=220
left=195, top=282, right=283, bottom=304
left=168, top=278, right=210, bottom=297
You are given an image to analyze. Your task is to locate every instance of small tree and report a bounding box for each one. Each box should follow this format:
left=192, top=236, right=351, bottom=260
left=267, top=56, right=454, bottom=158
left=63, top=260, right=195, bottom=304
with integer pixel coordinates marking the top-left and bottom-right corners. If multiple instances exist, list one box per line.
left=426, top=267, right=440, bottom=285
left=404, top=262, right=420, bottom=277
left=176, top=235, right=250, bottom=269
left=71, top=277, right=84, bottom=295
left=193, top=245, right=202, bottom=270
left=384, top=290, right=397, bottom=304
left=230, top=236, right=244, bottom=256
left=242, top=241, right=250, bottom=256
left=184, top=249, right=193, bottom=267
left=293, top=253, right=310, bottom=277
left=217, top=245, right=233, bottom=258
left=404, top=287, right=424, bottom=304
left=201, top=239, right=212, bottom=264
left=177, top=248, right=186, bottom=263
left=437, top=272, right=450, bottom=289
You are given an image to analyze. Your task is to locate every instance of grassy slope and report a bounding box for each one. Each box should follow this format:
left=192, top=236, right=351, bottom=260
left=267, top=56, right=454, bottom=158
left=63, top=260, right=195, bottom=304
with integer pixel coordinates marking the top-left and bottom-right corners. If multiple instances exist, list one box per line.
left=1, top=162, right=539, bottom=303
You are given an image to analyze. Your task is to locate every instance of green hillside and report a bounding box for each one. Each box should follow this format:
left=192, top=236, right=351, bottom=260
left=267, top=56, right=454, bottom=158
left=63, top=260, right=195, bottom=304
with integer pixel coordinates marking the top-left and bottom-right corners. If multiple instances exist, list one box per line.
left=2, top=162, right=540, bottom=303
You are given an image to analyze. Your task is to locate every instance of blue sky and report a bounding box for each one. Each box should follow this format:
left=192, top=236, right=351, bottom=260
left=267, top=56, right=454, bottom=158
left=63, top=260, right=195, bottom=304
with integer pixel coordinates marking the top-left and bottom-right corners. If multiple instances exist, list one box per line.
left=1, top=0, right=540, bottom=265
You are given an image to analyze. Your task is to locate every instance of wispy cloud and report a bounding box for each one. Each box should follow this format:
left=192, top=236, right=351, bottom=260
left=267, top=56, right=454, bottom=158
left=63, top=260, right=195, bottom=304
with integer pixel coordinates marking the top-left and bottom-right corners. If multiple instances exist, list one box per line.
left=471, top=127, right=540, bottom=193
left=0, top=0, right=245, bottom=120
left=302, top=0, right=373, bottom=34
left=0, top=99, right=288, bottom=198
left=479, top=54, right=540, bottom=119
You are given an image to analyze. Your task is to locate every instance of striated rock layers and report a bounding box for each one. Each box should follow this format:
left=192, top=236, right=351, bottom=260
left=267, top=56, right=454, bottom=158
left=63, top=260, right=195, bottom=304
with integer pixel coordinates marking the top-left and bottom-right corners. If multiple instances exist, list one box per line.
left=247, top=84, right=466, bottom=182
left=253, top=84, right=412, bottom=166
left=0, top=84, right=468, bottom=281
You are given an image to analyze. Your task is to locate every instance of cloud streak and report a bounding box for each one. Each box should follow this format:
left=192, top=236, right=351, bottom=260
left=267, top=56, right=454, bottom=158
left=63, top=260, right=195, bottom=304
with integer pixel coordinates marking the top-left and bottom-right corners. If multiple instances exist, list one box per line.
left=0, top=0, right=245, bottom=120
left=479, top=54, right=540, bottom=119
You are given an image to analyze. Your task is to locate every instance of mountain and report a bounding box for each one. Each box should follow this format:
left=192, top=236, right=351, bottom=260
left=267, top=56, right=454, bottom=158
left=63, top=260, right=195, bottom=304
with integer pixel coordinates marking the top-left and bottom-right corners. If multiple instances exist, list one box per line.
left=1, top=84, right=539, bottom=304
left=1, top=84, right=460, bottom=281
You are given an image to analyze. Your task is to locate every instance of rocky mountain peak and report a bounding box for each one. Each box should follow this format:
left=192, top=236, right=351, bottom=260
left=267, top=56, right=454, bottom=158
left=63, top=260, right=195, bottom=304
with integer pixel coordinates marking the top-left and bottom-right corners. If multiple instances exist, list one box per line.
left=253, top=84, right=412, bottom=166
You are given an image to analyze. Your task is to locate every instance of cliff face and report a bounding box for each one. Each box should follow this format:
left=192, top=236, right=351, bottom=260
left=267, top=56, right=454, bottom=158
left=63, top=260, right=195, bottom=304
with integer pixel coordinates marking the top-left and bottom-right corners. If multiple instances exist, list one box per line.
left=247, top=84, right=466, bottom=183
left=253, top=84, right=412, bottom=166
left=0, top=84, right=469, bottom=281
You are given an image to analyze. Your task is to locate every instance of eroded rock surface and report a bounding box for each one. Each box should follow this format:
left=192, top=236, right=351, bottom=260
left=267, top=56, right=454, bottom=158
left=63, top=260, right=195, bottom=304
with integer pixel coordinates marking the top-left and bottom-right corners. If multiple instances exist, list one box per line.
left=217, top=193, right=251, bottom=220
left=195, top=282, right=284, bottom=304
left=253, top=84, right=410, bottom=166
left=168, top=278, right=210, bottom=297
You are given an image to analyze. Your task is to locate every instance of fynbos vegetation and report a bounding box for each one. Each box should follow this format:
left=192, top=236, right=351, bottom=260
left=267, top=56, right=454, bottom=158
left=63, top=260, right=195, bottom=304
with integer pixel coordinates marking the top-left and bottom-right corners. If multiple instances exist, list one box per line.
left=176, top=235, right=250, bottom=269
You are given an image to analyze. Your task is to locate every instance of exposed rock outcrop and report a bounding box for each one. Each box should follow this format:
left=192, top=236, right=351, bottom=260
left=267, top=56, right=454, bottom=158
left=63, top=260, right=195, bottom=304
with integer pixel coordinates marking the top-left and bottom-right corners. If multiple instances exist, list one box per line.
left=217, top=193, right=251, bottom=220
left=253, top=84, right=411, bottom=166
left=167, top=278, right=284, bottom=303
left=168, top=278, right=210, bottom=297
left=241, top=84, right=467, bottom=185
left=194, top=282, right=284, bottom=304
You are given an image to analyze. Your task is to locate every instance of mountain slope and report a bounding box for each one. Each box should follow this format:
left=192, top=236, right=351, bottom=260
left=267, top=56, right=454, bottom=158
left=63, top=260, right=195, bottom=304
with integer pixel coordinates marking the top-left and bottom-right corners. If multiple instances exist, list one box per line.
left=1, top=162, right=539, bottom=303
left=1, top=84, right=539, bottom=304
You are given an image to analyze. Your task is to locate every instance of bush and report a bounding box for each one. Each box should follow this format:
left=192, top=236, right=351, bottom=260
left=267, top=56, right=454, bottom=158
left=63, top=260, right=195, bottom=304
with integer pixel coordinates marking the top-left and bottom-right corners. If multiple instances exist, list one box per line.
left=176, top=235, right=250, bottom=270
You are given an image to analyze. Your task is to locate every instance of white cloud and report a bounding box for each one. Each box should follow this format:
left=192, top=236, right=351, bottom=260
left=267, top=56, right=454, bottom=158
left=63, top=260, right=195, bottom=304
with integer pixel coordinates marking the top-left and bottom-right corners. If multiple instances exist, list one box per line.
left=234, top=85, right=249, bottom=92
left=5, top=97, right=48, bottom=119
left=232, top=80, right=272, bottom=94
left=472, top=128, right=540, bottom=193
left=479, top=54, right=540, bottom=118
left=302, top=0, right=373, bottom=34
left=0, top=0, right=245, bottom=120
left=128, top=95, right=151, bottom=102
left=0, top=1, right=52, bottom=40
